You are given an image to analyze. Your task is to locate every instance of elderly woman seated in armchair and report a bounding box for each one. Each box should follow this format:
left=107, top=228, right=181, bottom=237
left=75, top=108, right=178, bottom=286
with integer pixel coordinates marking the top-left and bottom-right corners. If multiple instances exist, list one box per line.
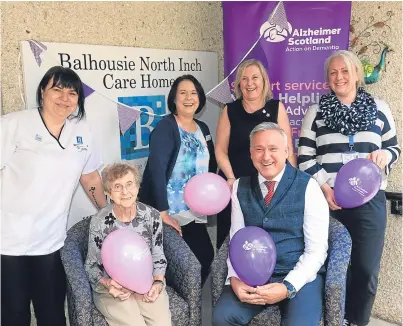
left=84, top=162, right=171, bottom=326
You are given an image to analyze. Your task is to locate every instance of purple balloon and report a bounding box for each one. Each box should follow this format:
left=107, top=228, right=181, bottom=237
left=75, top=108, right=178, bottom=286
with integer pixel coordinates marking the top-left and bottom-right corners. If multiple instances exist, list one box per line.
left=229, top=226, right=277, bottom=287
left=101, top=228, right=153, bottom=294
left=334, top=158, right=382, bottom=209
left=184, top=172, right=231, bottom=215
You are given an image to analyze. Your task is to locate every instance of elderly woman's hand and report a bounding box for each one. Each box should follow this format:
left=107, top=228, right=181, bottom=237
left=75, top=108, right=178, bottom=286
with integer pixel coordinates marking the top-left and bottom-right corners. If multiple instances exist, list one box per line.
left=367, top=150, right=388, bottom=169
left=102, top=278, right=132, bottom=301
left=160, top=211, right=182, bottom=236
left=143, top=281, right=164, bottom=303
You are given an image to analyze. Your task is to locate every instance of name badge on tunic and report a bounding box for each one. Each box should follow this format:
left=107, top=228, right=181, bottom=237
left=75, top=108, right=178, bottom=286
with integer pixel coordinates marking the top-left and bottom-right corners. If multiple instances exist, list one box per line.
left=342, top=151, right=359, bottom=164
left=74, top=136, right=88, bottom=151
left=342, top=134, right=358, bottom=164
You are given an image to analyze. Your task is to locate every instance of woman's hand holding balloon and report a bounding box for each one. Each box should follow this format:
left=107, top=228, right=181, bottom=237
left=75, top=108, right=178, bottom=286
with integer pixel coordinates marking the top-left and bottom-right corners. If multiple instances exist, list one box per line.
left=102, top=278, right=132, bottom=301
left=367, top=150, right=388, bottom=169
left=321, top=184, right=341, bottom=211
left=161, top=211, right=182, bottom=236
left=255, top=283, right=288, bottom=304
left=230, top=277, right=265, bottom=305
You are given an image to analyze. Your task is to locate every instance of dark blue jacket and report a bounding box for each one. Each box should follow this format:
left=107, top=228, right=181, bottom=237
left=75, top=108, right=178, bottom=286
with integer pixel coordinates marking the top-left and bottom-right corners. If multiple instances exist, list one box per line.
left=139, top=114, right=217, bottom=212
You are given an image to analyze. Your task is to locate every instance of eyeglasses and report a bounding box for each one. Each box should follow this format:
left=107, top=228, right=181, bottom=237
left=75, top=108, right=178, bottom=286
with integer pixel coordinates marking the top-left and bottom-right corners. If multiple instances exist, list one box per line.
left=110, top=181, right=137, bottom=193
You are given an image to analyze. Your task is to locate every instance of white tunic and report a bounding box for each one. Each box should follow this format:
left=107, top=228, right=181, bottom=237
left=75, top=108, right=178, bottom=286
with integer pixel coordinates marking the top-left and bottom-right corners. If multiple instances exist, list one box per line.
left=1, top=109, right=101, bottom=255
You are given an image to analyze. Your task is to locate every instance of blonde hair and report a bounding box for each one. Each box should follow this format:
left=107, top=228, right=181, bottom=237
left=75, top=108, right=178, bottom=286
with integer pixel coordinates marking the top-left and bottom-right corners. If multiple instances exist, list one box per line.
left=101, top=161, right=141, bottom=192
left=234, top=59, right=272, bottom=102
left=324, top=50, right=365, bottom=88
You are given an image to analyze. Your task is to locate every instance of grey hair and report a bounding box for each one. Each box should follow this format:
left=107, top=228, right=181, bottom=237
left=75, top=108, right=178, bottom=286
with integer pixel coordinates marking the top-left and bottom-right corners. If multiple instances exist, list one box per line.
left=324, top=50, right=365, bottom=88
left=101, top=161, right=141, bottom=192
left=249, top=122, right=288, bottom=147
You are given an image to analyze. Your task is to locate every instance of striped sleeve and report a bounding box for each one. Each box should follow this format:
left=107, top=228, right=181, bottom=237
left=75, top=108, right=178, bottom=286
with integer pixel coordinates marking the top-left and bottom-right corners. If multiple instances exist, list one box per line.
left=377, top=100, right=401, bottom=175
left=297, top=105, right=330, bottom=186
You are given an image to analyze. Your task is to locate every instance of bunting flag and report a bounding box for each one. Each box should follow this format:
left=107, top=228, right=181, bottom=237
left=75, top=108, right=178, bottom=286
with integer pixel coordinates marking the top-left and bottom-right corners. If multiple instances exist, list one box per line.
left=205, top=78, right=235, bottom=105
left=117, top=103, right=142, bottom=135
left=206, top=1, right=289, bottom=105
left=268, top=1, right=289, bottom=31
left=82, top=83, right=95, bottom=98
left=28, top=40, right=47, bottom=66
left=25, top=40, right=164, bottom=132
left=23, top=40, right=213, bottom=137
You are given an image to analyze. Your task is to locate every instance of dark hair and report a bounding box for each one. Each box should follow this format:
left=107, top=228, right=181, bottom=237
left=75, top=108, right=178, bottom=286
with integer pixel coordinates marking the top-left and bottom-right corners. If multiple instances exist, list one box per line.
left=167, top=75, right=206, bottom=115
left=36, top=66, right=86, bottom=120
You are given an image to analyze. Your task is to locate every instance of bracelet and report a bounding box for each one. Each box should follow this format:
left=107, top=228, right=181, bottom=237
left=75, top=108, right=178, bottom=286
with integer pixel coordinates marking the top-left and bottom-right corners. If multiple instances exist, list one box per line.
left=227, top=177, right=235, bottom=180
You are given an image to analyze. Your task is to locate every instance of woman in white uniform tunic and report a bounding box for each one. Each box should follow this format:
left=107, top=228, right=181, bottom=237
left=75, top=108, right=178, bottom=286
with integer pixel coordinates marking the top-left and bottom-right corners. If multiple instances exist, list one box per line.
left=1, top=66, right=107, bottom=326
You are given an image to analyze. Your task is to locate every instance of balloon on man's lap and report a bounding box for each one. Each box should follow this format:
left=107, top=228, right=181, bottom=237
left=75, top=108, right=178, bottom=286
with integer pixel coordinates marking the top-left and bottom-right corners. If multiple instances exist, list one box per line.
left=101, top=228, right=153, bottom=294
left=334, top=158, right=382, bottom=209
left=184, top=172, right=231, bottom=215
left=229, top=226, right=277, bottom=287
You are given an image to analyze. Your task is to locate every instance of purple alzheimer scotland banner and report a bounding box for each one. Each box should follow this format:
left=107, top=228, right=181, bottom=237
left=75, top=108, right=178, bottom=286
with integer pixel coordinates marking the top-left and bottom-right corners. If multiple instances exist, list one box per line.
left=223, top=1, right=351, bottom=149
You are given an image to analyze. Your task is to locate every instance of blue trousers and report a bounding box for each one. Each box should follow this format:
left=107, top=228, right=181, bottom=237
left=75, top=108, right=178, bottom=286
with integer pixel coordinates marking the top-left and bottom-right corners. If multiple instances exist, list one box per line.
left=1, top=250, right=66, bottom=326
left=332, top=190, right=387, bottom=326
left=212, top=274, right=324, bottom=326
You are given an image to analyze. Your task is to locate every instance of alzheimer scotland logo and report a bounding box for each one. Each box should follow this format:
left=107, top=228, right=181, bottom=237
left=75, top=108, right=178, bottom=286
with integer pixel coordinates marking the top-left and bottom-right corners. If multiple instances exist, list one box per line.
left=348, top=177, right=360, bottom=186
left=242, top=241, right=268, bottom=253
left=260, top=21, right=293, bottom=43
left=258, top=2, right=342, bottom=51
left=348, top=177, right=369, bottom=197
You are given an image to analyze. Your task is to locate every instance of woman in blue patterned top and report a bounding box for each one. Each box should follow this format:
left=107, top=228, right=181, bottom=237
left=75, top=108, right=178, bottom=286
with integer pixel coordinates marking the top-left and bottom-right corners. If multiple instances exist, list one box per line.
left=139, top=75, right=216, bottom=284
left=85, top=162, right=171, bottom=326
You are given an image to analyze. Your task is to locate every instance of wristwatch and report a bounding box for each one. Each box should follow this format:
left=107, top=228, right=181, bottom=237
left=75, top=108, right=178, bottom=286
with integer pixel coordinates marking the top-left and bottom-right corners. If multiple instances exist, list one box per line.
left=283, top=280, right=297, bottom=299
left=153, top=279, right=165, bottom=286
left=153, top=279, right=165, bottom=293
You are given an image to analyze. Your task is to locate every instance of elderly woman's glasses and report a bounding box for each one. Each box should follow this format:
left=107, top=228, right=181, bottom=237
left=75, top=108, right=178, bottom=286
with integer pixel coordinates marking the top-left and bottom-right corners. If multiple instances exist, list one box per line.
left=111, top=181, right=136, bottom=193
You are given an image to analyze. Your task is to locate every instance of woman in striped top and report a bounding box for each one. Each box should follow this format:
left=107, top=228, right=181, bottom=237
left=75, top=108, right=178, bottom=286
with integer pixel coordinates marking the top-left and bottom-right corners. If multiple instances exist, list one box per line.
left=298, top=50, right=400, bottom=326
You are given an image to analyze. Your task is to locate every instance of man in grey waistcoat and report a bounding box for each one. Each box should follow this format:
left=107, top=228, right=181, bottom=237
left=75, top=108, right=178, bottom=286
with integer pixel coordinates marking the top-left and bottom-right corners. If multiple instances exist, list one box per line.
left=212, top=122, right=329, bottom=326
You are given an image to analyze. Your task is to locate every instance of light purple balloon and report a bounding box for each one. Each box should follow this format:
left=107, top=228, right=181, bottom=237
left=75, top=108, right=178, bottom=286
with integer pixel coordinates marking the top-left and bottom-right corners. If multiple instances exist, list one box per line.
left=184, top=172, right=231, bottom=215
left=101, top=228, right=153, bottom=294
left=334, top=158, right=382, bottom=209
left=229, top=226, right=277, bottom=287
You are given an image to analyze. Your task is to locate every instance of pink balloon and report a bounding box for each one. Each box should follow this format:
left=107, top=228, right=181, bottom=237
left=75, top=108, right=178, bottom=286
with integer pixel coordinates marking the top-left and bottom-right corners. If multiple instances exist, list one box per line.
left=101, top=228, right=153, bottom=294
left=184, top=172, right=231, bottom=215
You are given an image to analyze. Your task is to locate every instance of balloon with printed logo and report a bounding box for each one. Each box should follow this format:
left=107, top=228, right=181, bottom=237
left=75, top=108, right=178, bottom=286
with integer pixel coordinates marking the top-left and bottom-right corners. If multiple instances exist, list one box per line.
left=334, top=158, right=382, bottom=208
left=184, top=172, right=231, bottom=215
left=229, top=226, right=277, bottom=286
left=101, top=228, right=153, bottom=294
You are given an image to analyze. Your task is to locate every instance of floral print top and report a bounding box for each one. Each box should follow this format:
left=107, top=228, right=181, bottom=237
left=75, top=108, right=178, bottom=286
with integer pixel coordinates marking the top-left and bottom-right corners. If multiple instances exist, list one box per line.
left=166, top=126, right=209, bottom=216
left=84, top=202, right=167, bottom=293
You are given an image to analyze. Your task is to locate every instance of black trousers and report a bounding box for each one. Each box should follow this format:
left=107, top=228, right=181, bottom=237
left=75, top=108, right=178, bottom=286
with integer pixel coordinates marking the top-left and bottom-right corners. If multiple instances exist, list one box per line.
left=216, top=200, right=232, bottom=250
left=332, top=190, right=387, bottom=326
left=181, top=221, right=215, bottom=285
left=1, top=250, right=66, bottom=326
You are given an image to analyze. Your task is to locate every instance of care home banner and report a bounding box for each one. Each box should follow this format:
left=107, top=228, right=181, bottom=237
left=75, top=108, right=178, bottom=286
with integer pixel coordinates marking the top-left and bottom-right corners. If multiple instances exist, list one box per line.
left=20, top=41, right=219, bottom=227
left=223, top=1, right=351, bottom=149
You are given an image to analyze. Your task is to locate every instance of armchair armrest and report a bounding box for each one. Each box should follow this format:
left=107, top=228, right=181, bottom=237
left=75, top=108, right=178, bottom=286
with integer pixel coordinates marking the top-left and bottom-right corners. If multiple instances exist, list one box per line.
left=60, top=220, right=94, bottom=326
left=324, top=217, right=352, bottom=326
left=211, top=236, right=230, bottom=307
left=163, top=224, right=202, bottom=326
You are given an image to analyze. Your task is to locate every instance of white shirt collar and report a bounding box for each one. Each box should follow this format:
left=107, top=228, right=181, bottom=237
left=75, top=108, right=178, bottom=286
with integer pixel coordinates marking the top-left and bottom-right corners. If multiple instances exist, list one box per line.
left=258, top=164, right=287, bottom=185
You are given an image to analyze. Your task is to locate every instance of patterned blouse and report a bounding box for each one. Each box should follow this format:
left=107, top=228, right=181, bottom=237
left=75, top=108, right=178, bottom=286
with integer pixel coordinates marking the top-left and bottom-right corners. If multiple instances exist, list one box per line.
left=85, top=202, right=167, bottom=293
left=166, top=126, right=209, bottom=217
